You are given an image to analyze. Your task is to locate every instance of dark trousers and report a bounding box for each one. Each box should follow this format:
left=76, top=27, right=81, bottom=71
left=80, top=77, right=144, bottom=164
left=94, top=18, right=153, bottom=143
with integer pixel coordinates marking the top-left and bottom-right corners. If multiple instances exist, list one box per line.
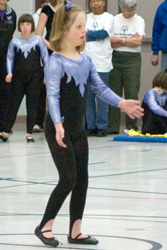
left=142, top=110, right=167, bottom=134
left=35, top=84, right=46, bottom=128
left=5, top=75, right=43, bottom=134
left=108, top=51, right=141, bottom=132
left=39, top=113, right=88, bottom=235
left=0, top=53, right=11, bottom=131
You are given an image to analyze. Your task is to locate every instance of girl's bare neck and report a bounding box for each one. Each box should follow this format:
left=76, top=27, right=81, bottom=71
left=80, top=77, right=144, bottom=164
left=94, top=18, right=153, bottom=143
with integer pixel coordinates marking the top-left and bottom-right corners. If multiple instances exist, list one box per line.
left=153, top=87, right=166, bottom=94
left=20, top=33, right=34, bottom=39
left=56, top=41, right=81, bottom=60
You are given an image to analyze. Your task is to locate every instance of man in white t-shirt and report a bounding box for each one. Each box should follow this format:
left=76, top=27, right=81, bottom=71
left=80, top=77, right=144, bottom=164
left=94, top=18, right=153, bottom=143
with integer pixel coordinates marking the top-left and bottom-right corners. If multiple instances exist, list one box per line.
left=108, top=0, right=145, bottom=134
left=84, top=0, right=114, bottom=137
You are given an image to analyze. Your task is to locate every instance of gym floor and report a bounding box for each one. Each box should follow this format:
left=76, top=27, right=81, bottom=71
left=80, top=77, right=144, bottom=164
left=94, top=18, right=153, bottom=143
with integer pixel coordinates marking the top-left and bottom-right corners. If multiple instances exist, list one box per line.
left=0, top=123, right=166, bottom=250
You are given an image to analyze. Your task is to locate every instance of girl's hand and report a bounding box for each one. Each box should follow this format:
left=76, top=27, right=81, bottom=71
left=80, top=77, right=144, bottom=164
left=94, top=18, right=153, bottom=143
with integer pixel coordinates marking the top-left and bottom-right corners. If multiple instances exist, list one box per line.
left=118, top=99, right=144, bottom=119
left=55, top=123, right=66, bottom=148
left=5, top=73, right=13, bottom=83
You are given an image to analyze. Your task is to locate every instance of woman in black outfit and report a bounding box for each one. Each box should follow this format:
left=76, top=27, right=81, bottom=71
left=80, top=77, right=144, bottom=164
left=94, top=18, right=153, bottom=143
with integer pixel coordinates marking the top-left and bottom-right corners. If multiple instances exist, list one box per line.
left=36, top=0, right=62, bottom=52
left=34, top=0, right=62, bottom=131
left=0, top=0, right=16, bottom=134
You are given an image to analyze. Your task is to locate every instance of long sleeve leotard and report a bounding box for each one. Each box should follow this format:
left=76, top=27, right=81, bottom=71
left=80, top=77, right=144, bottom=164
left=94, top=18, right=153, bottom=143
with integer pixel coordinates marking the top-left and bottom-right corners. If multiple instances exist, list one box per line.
left=44, top=53, right=122, bottom=132
left=6, top=35, right=49, bottom=79
left=4, top=35, right=49, bottom=134
left=142, top=89, right=167, bottom=117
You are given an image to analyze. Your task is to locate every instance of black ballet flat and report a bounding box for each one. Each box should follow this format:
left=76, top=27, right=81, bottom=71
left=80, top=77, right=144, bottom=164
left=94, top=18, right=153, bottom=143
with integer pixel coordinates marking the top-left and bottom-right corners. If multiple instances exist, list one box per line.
left=26, top=136, right=35, bottom=142
left=68, top=233, right=99, bottom=245
left=34, top=226, right=59, bottom=247
left=0, top=133, right=8, bottom=142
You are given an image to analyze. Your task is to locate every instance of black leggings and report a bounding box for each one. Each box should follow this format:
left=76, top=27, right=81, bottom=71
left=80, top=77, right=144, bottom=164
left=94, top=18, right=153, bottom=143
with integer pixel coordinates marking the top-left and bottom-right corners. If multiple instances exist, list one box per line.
left=142, top=109, right=167, bottom=134
left=0, top=53, right=11, bottom=132
left=39, top=113, right=88, bottom=235
left=4, top=75, right=43, bottom=134
left=35, top=84, right=46, bottom=128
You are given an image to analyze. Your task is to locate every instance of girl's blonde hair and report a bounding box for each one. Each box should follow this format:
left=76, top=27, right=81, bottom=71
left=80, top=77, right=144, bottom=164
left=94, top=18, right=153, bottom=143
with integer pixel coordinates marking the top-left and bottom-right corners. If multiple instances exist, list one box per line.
left=50, top=0, right=86, bottom=52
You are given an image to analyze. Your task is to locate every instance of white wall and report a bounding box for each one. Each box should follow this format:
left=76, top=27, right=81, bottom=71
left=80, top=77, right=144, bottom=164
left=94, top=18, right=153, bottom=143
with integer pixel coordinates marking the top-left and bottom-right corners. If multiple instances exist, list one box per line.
left=9, top=0, right=34, bottom=13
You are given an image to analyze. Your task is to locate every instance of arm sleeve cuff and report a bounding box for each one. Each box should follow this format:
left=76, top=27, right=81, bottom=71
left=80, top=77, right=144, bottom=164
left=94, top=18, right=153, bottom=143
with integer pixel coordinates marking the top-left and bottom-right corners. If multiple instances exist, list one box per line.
left=86, top=30, right=109, bottom=42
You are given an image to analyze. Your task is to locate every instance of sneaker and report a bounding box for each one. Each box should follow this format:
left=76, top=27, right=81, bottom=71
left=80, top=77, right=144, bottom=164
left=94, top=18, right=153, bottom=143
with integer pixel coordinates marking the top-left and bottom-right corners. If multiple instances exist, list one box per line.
left=87, top=129, right=97, bottom=136
left=124, top=129, right=129, bottom=135
left=107, top=128, right=119, bottom=135
left=33, top=125, right=44, bottom=133
left=96, top=129, right=107, bottom=137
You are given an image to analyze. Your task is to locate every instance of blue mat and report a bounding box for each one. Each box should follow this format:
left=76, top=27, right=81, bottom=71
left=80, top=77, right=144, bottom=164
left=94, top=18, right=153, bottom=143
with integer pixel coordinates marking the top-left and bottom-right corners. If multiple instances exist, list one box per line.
left=113, top=135, right=167, bottom=143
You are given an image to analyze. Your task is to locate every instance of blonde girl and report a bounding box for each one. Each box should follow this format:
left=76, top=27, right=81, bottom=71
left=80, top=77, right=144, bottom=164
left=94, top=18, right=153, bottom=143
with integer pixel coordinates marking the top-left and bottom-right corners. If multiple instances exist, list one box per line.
left=34, top=0, right=143, bottom=247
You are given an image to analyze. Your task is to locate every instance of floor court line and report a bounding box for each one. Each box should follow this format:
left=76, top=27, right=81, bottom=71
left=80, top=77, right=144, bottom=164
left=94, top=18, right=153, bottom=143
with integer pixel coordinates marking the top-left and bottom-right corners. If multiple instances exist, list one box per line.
left=1, top=189, right=167, bottom=201
left=89, top=187, right=167, bottom=195
left=0, top=234, right=163, bottom=250
left=89, top=167, right=167, bottom=178
left=1, top=213, right=167, bottom=224
left=0, top=142, right=144, bottom=159
left=1, top=126, right=167, bottom=249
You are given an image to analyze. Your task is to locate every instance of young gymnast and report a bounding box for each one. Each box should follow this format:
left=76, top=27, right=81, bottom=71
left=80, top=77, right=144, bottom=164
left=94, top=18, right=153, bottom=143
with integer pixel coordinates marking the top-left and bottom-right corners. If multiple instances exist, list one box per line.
left=0, top=14, right=49, bottom=142
left=34, top=0, right=144, bottom=247
left=142, top=71, right=167, bottom=134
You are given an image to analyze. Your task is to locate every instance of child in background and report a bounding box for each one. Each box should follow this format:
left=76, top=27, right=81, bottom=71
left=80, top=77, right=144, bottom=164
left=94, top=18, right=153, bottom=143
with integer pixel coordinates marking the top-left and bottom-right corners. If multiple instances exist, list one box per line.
left=34, top=0, right=143, bottom=247
left=36, top=0, right=62, bottom=52
left=0, top=0, right=16, bottom=135
left=33, top=0, right=50, bottom=133
left=33, top=0, right=62, bottom=132
left=142, top=71, right=167, bottom=134
left=33, top=0, right=49, bottom=33
left=0, top=14, right=49, bottom=142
